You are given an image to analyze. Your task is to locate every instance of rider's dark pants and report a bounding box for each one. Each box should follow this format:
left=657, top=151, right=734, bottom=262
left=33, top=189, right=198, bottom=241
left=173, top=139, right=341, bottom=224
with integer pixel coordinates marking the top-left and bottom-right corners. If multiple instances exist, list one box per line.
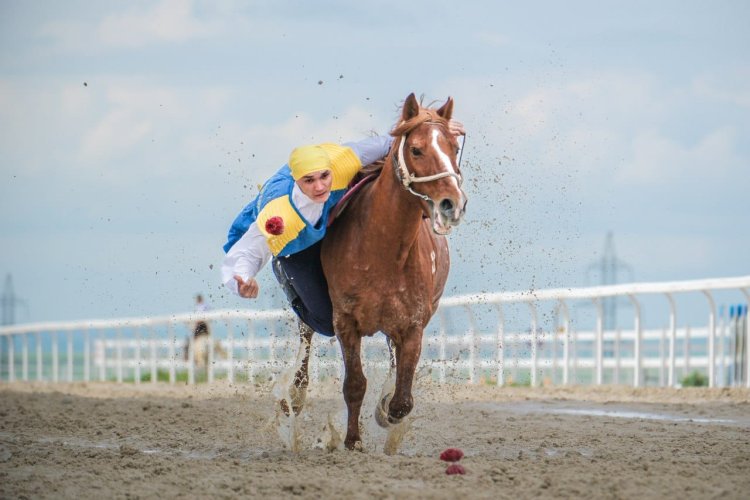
left=272, top=240, right=335, bottom=336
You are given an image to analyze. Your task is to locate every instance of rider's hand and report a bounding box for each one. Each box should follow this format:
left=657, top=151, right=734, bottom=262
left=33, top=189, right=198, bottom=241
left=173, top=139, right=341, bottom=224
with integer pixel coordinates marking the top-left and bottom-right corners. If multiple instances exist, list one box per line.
left=448, top=119, right=465, bottom=137
left=234, top=275, right=260, bottom=299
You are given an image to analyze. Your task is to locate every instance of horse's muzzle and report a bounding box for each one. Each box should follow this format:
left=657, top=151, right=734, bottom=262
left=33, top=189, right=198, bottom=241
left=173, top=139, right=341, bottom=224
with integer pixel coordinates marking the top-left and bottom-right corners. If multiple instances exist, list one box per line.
left=431, top=191, right=467, bottom=235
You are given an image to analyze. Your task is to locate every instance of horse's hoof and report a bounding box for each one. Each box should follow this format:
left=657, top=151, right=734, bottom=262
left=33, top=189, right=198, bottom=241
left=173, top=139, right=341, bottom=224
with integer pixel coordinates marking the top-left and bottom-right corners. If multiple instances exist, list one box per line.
left=387, top=414, right=403, bottom=425
left=387, top=397, right=413, bottom=423
left=374, top=395, right=393, bottom=428
left=289, top=385, right=307, bottom=415
left=345, top=440, right=364, bottom=452
left=374, top=397, right=389, bottom=429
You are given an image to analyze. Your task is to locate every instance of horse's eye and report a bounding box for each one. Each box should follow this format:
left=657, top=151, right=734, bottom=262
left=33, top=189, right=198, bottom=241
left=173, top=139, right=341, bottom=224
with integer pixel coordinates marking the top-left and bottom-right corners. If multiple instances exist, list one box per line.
left=410, top=147, right=422, bottom=157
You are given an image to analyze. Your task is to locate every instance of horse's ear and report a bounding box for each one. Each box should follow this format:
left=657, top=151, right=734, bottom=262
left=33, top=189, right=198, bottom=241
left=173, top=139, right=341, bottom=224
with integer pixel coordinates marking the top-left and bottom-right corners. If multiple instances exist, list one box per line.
left=437, top=97, right=454, bottom=120
left=402, top=93, right=420, bottom=121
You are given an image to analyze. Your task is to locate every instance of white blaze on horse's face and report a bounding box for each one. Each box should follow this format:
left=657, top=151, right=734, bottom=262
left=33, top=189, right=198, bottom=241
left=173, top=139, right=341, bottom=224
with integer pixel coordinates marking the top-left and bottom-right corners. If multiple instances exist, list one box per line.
left=431, top=129, right=459, bottom=185
left=426, top=126, right=466, bottom=235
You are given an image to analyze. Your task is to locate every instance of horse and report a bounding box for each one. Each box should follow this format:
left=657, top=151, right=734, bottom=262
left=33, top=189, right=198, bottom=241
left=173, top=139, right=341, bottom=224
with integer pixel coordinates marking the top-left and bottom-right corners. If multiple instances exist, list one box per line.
left=317, top=93, right=467, bottom=450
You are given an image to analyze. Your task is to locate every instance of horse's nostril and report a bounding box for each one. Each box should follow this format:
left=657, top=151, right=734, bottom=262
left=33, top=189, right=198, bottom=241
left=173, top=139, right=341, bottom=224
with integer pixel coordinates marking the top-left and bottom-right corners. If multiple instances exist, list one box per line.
left=439, top=199, right=454, bottom=215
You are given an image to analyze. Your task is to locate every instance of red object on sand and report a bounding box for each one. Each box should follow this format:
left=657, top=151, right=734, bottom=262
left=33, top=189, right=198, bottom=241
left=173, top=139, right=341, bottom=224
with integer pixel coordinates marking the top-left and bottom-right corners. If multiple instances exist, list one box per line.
left=440, top=448, right=464, bottom=462
left=445, top=464, right=466, bottom=475
left=265, top=216, right=284, bottom=235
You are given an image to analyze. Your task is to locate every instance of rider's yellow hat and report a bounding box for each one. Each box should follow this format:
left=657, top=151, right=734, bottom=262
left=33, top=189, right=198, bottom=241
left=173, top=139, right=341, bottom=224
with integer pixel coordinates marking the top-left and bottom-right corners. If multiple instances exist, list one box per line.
left=288, top=145, right=331, bottom=180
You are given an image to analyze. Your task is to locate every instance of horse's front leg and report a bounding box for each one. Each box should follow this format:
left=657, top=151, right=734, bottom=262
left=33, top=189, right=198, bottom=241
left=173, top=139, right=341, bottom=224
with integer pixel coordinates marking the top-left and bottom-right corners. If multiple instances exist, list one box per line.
left=388, top=327, right=423, bottom=423
left=337, top=330, right=367, bottom=450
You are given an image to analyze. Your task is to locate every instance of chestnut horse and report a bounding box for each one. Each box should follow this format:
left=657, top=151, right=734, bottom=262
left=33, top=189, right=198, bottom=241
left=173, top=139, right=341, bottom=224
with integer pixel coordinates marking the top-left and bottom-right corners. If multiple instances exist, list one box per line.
left=320, top=93, right=467, bottom=450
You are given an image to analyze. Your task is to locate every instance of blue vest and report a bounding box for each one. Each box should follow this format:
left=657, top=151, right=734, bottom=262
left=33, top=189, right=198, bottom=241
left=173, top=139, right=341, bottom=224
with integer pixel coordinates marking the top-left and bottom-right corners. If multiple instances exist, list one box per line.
left=223, top=143, right=362, bottom=256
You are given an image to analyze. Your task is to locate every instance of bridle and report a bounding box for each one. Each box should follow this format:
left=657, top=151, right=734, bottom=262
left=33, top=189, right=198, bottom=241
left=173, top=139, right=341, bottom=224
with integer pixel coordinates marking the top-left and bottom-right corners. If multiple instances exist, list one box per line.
left=392, top=122, right=464, bottom=204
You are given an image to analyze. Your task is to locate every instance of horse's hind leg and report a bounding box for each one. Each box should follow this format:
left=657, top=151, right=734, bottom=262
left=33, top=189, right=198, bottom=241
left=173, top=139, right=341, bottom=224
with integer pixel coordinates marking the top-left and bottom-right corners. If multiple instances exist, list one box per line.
left=280, top=320, right=314, bottom=416
left=337, top=331, right=367, bottom=450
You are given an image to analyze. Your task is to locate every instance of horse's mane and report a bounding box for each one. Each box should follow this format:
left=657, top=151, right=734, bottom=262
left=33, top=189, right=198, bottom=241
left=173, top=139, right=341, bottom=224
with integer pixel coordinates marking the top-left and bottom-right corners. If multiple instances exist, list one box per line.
left=357, top=159, right=385, bottom=178
left=355, top=108, right=449, bottom=179
left=390, top=108, right=448, bottom=137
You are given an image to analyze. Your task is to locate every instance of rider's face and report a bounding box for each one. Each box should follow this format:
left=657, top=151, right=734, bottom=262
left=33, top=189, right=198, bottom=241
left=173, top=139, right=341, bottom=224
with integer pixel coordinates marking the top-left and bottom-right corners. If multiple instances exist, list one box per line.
left=296, top=169, right=333, bottom=203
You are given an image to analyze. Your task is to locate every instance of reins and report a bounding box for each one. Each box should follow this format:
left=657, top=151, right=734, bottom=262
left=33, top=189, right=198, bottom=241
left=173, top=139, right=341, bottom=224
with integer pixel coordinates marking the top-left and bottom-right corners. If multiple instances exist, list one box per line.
left=391, top=121, right=463, bottom=204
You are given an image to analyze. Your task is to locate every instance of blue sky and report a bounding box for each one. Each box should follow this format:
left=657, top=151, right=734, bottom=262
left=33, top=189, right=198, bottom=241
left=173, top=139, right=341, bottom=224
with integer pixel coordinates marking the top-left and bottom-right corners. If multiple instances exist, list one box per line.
left=1, top=0, right=748, bottom=323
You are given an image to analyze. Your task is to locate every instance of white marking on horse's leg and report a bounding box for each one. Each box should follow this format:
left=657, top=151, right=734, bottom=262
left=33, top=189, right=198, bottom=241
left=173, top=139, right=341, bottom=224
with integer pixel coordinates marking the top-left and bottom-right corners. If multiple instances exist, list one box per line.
left=375, top=368, right=397, bottom=428
left=431, top=251, right=436, bottom=275
left=272, top=334, right=310, bottom=452
left=431, top=129, right=460, bottom=189
left=313, top=413, right=343, bottom=452
left=383, top=418, right=413, bottom=456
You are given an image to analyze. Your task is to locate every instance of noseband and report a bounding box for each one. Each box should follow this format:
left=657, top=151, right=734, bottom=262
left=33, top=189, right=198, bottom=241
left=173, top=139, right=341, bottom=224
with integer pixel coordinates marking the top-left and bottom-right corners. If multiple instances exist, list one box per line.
left=392, top=124, right=463, bottom=204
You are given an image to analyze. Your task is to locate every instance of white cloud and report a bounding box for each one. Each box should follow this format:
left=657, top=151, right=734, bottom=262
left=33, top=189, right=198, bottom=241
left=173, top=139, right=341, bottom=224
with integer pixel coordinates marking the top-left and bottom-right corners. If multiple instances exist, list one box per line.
left=446, top=69, right=748, bottom=194
left=81, top=108, right=153, bottom=162
left=38, top=0, right=222, bottom=52
left=97, top=0, right=213, bottom=48
left=475, top=32, right=510, bottom=48
left=692, top=69, right=750, bottom=109
left=617, top=127, right=739, bottom=185
left=618, top=233, right=715, bottom=277
left=79, top=83, right=182, bottom=161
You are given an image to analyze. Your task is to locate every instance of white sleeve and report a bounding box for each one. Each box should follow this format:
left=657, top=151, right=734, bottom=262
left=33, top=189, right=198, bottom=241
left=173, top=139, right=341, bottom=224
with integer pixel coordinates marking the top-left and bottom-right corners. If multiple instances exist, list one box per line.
left=221, top=222, right=272, bottom=295
left=343, top=136, right=393, bottom=166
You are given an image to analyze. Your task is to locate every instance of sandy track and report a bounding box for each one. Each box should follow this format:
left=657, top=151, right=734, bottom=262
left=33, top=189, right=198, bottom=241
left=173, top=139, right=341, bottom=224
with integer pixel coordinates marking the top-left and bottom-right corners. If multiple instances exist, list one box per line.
left=1, top=379, right=749, bottom=499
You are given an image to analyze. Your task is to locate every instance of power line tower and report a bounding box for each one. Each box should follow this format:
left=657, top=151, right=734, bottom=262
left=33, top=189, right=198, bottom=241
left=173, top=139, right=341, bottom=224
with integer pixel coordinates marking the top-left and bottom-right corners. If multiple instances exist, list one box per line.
left=586, top=232, right=634, bottom=330
left=1, top=274, right=26, bottom=326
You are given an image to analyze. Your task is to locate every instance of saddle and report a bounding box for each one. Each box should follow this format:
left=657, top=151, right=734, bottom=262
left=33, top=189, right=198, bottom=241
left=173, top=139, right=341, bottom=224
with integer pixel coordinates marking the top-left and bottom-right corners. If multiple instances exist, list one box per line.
left=327, top=161, right=383, bottom=227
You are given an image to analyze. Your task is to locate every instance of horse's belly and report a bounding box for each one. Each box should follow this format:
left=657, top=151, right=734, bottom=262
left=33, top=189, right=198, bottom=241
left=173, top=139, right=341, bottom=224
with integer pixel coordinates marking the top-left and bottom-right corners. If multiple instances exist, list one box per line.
left=347, top=290, right=434, bottom=336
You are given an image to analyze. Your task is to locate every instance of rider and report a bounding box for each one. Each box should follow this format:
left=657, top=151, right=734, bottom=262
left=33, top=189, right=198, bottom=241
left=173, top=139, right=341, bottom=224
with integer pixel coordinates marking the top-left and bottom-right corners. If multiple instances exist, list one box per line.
left=221, top=121, right=465, bottom=337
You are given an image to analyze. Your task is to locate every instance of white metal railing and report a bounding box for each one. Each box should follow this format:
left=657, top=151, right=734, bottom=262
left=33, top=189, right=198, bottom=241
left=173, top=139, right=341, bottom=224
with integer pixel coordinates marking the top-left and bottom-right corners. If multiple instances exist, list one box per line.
left=1, top=276, right=748, bottom=388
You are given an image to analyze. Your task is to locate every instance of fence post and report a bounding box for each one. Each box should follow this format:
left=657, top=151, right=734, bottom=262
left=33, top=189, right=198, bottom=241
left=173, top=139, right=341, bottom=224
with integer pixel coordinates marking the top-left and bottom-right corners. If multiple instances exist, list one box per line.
left=740, top=289, right=749, bottom=389
left=558, top=300, right=570, bottom=386
left=98, top=330, right=105, bottom=382
left=8, top=334, right=14, bottom=382
left=627, top=295, right=642, bottom=387
left=528, top=303, right=539, bottom=387
left=702, top=291, right=717, bottom=388
left=684, top=326, right=691, bottom=378
left=659, top=327, right=666, bottom=387
left=52, top=332, right=58, bottom=383
left=721, top=307, right=729, bottom=387
left=207, top=320, right=214, bottom=384
left=614, top=328, right=621, bottom=384
left=168, top=323, right=176, bottom=385
left=22, top=334, right=28, bottom=381
left=227, top=320, right=234, bottom=384
left=246, top=319, right=255, bottom=384
left=592, top=298, right=603, bottom=385
left=150, top=326, right=157, bottom=384
left=67, top=330, right=73, bottom=382
left=496, top=304, right=505, bottom=386
left=84, top=328, right=90, bottom=383
left=464, top=306, right=477, bottom=384
left=36, top=332, right=42, bottom=381
left=116, top=328, right=123, bottom=383
left=134, top=327, right=141, bottom=385
left=665, top=293, right=676, bottom=387
left=188, top=328, right=195, bottom=386
left=439, top=309, right=448, bottom=384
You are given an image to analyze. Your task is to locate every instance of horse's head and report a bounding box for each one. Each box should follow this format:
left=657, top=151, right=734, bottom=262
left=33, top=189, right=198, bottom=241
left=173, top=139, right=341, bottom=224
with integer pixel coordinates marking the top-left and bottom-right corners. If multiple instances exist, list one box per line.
left=391, top=93, right=467, bottom=235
